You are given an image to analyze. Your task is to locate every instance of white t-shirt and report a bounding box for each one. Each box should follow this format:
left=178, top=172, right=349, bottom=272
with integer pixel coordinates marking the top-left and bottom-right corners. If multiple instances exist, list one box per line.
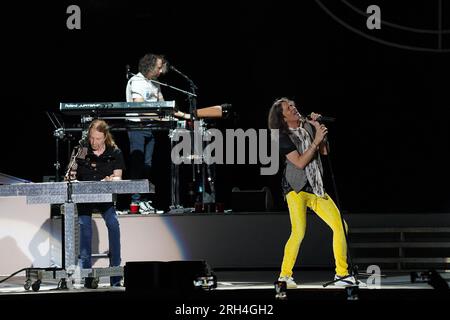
left=125, top=72, right=163, bottom=102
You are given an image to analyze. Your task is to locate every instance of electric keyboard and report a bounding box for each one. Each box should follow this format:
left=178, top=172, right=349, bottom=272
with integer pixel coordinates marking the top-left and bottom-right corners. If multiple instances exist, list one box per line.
left=0, top=179, right=153, bottom=204
left=60, top=101, right=176, bottom=115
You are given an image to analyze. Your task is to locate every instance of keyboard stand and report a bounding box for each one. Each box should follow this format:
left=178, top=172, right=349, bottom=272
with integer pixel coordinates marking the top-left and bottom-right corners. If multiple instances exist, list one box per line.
left=0, top=180, right=151, bottom=291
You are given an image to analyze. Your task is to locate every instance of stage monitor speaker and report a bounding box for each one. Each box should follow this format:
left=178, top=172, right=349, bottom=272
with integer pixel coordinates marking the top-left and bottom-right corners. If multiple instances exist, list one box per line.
left=124, top=260, right=216, bottom=293
left=231, top=187, right=273, bottom=212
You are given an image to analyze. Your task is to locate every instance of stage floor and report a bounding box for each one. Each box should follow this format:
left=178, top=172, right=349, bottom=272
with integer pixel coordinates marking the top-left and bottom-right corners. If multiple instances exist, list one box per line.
left=0, top=270, right=450, bottom=320
left=1, top=270, right=448, bottom=306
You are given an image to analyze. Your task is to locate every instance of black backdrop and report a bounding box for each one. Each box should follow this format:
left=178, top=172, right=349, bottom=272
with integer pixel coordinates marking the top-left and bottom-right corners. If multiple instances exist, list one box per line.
left=1, top=1, right=449, bottom=213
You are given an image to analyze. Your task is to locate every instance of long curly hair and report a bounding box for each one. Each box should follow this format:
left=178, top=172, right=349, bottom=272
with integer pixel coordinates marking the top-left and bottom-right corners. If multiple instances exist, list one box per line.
left=268, top=97, right=291, bottom=134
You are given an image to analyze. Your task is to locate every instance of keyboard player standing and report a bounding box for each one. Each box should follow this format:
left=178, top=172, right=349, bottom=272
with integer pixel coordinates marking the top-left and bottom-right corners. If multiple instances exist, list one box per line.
left=125, top=53, right=166, bottom=213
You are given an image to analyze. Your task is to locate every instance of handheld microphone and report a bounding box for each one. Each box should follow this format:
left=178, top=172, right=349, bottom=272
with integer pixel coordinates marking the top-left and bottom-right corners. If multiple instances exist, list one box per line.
left=307, top=115, right=336, bottom=123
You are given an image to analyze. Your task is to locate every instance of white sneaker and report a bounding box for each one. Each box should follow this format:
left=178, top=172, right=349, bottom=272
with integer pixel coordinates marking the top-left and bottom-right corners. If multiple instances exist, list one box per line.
left=334, top=275, right=363, bottom=287
left=139, top=201, right=156, bottom=214
left=278, top=276, right=297, bottom=289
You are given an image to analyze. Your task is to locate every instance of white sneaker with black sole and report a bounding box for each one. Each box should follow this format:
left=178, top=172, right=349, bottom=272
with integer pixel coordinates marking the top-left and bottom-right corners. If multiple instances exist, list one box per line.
left=278, top=276, right=297, bottom=289
left=139, top=201, right=156, bottom=214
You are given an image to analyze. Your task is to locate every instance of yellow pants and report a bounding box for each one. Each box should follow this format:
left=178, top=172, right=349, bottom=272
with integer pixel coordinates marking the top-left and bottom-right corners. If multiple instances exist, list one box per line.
left=280, top=191, right=349, bottom=277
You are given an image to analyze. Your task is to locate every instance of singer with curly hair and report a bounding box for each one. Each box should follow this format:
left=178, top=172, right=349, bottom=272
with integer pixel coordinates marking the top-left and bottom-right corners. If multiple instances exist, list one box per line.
left=268, top=97, right=358, bottom=288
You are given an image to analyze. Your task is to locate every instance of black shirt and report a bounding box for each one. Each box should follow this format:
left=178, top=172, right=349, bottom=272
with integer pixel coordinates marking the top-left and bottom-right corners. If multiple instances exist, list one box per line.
left=76, top=145, right=125, bottom=214
left=76, top=145, right=125, bottom=181
left=279, top=133, right=297, bottom=157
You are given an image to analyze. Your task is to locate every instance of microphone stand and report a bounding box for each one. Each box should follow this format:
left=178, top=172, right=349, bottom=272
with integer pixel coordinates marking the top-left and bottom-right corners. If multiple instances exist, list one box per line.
left=164, top=67, right=219, bottom=209
left=46, top=111, right=68, bottom=182
left=177, top=74, right=202, bottom=209
left=149, top=78, right=197, bottom=100
left=321, top=136, right=372, bottom=288
left=164, top=67, right=204, bottom=211
left=303, top=115, right=364, bottom=287
left=171, top=69, right=202, bottom=211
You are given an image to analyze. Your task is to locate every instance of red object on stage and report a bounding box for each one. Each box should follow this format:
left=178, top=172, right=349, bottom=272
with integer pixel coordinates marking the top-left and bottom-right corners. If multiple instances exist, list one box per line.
left=130, top=203, right=139, bottom=213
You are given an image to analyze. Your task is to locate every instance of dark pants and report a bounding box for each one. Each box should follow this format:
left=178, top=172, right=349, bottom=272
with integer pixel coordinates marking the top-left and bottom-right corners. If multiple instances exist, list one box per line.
left=79, top=205, right=122, bottom=286
left=128, top=129, right=154, bottom=179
